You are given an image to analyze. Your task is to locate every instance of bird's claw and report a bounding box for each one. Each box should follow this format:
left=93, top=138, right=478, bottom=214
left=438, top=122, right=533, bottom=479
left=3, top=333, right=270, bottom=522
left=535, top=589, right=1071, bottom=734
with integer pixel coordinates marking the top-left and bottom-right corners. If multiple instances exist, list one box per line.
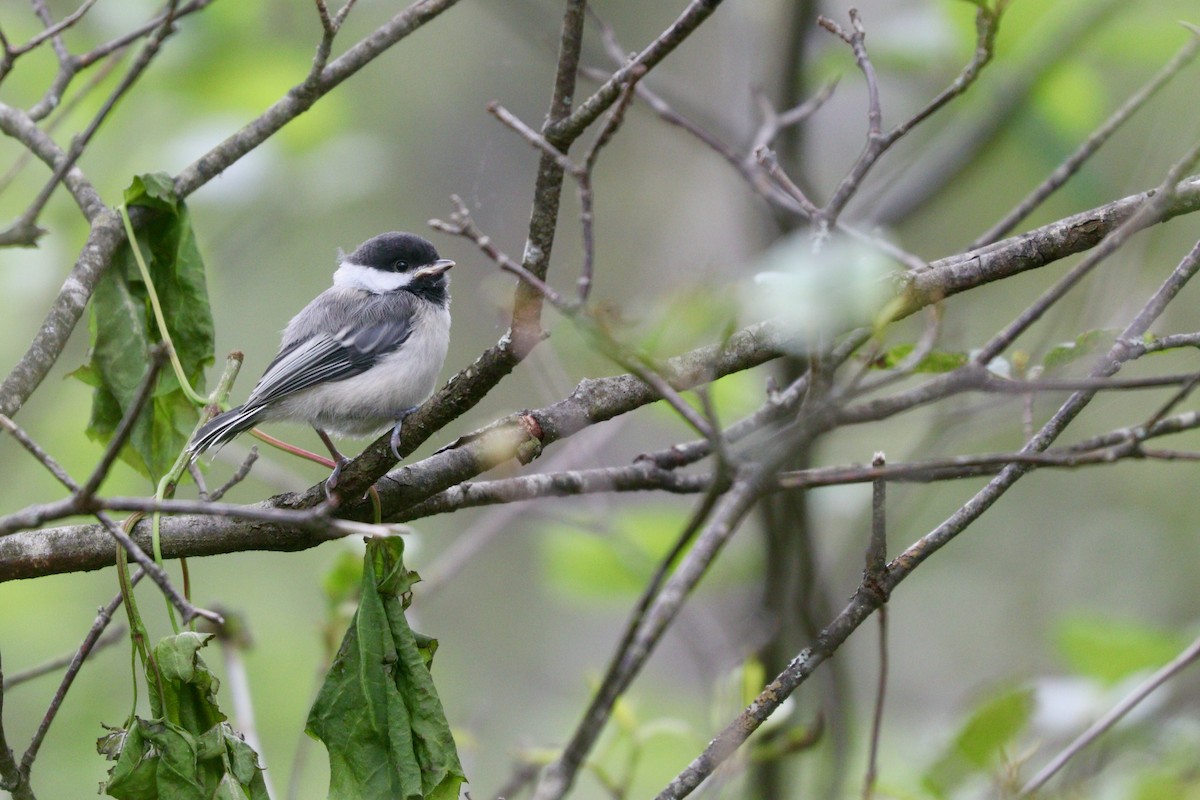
left=324, top=455, right=351, bottom=498
left=389, top=407, right=417, bottom=460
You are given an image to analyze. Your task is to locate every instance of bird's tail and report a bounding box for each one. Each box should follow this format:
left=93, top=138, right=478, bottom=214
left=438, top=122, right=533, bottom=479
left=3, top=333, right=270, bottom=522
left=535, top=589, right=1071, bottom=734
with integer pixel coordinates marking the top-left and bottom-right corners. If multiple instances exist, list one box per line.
left=188, top=404, right=264, bottom=456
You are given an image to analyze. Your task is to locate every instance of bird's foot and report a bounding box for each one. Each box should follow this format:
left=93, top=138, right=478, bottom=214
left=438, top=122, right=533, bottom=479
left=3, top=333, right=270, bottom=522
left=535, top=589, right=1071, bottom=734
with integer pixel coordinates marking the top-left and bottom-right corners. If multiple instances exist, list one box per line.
left=323, top=454, right=352, bottom=498
left=389, top=407, right=418, bottom=460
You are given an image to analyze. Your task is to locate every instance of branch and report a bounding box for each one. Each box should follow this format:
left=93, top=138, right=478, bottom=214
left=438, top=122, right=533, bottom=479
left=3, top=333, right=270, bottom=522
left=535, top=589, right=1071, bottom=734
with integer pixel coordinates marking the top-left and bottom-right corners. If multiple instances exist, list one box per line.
left=1019, top=630, right=1200, bottom=795
left=0, top=322, right=788, bottom=580
left=531, top=465, right=765, bottom=800
left=898, top=175, right=1200, bottom=318
left=2, top=627, right=124, bottom=690
left=3, top=0, right=98, bottom=60
left=0, top=653, right=34, bottom=800
left=19, top=571, right=142, bottom=785
left=974, top=141, right=1200, bottom=363
left=395, top=431, right=1200, bottom=520
left=548, top=0, right=726, bottom=142
left=1, top=0, right=462, bottom=419
left=971, top=27, right=1200, bottom=248
left=656, top=233, right=1200, bottom=797
left=871, top=0, right=1124, bottom=226
left=395, top=462, right=716, bottom=520
left=0, top=101, right=103, bottom=223
left=2, top=0, right=181, bottom=243
left=172, top=0, right=466, bottom=197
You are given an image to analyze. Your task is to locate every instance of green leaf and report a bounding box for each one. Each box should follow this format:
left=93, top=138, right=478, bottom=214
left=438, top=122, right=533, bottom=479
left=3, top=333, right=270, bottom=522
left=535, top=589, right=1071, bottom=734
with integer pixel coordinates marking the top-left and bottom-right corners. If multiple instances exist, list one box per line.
left=1041, top=328, right=1118, bottom=371
left=99, top=634, right=269, bottom=799
left=921, top=686, right=1033, bottom=796
left=953, top=688, right=1033, bottom=766
left=1055, top=615, right=1184, bottom=685
left=150, top=632, right=226, bottom=733
left=870, top=343, right=969, bottom=373
left=72, top=172, right=214, bottom=481
left=306, top=537, right=466, bottom=800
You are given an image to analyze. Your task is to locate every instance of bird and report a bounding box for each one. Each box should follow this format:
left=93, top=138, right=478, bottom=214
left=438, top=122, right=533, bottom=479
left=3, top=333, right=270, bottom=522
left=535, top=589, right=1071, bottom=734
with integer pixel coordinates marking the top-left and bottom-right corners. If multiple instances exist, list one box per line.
left=188, top=231, right=454, bottom=494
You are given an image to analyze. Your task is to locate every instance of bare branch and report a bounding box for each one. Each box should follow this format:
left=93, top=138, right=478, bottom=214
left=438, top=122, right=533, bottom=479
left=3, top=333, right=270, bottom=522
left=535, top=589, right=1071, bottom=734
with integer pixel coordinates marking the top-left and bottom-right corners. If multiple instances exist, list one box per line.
left=433, top=197, right=723, bottom=444
left=0, top=322, right=789, bottom=580
left=812, top=5, right=1003, bottom=227
left=173, top=0, right=465, bottom=198
left=0, top=414, right=76, bottom=490
left=8, top=0, right=99, bottom=58
left=0, top=653, right=35, bottom=800
left=655, top=231, right=1200, bottom=797
left=898, top=175, right=1200, bottom=319
left=530, top=476, right=737, bottom=800
left=2, top=627, right=124, bottom=691
left=1019, top=632, right=1200, bottom=796
left=205, top=448, right=259, bottom=502
left=19, top=571, right=143, bottom=783
left=3, top=0, right=182, bottom=242
left=549, top=0, right=726, bottom=142
left=971, top=28, right=1200, bottom=248
left=78, top=346, right=168, bottom=499
left=396, top=461, right=715, bottom=520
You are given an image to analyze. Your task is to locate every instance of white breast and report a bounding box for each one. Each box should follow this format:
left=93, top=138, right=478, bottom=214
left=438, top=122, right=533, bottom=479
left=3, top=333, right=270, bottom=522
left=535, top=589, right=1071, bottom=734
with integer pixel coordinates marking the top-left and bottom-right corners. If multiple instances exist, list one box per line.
left=268, top=302, right=451, bottom=437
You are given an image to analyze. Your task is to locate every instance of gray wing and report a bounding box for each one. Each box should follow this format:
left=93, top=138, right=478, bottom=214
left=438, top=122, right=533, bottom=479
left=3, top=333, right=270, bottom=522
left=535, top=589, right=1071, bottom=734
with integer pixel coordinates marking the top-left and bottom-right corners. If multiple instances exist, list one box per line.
left=243, top=289, right=415, bottom=409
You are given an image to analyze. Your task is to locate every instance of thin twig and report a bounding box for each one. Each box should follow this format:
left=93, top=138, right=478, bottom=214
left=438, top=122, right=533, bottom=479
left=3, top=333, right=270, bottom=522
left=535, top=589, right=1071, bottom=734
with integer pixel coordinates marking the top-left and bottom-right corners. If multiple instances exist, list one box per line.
left=20, top=571, right=144, bottom=782
left=976, top=141, right=1200, bottom=363
left=431, top=194, right=573, bottom=309
left=548, top=0, right=726, bottom=142
left=1019, top=631, right=1200, bottom=796
left=206, top=448, right=259, bottom=502
left=529, top=479, right=727, bottom=800
left=73, top=0, right=209, bottom=70
left=0, top=414, right=76, bottom=489
left=3, top=626, right=125, bottom=690
left=0, top=656, right=34, bottom=800
left=78, top=345, right=168, bottom=498
left=0, top=49, right=125, bottom=199
left=29, top=0, right=72, bottom=67
left=9, top=0, right=99, bottom=57
left=8, top=0, right=182, bottom=239
left=862, top=452, right=888, bottom=800
left=311, top=0, right=358, bottom=76
left=811, top=5, right=1003, bottom=227
left=488, top=103, right=580, bottom=178
left=654, top=230, right=1200, bottom=800
left=576, top=65, right=645, bottom=301
left=864, top=452, right=887, bottom=579
left=972, top=27, right=1200, bottom=248
left=432, top=197, right=722, bottom=443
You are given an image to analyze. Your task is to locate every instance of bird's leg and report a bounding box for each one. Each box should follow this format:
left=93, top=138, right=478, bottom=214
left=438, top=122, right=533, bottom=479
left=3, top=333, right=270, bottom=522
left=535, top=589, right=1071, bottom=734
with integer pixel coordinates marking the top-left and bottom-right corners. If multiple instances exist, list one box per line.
left=315, top=428, right=351, bottom=494
left=389, top=407, right=418, bottom=460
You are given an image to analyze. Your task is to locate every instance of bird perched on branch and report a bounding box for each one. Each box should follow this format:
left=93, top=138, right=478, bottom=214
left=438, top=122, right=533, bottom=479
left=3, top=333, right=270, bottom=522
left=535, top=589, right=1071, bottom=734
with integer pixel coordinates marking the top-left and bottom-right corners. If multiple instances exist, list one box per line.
left=188, top=231, right=454, bottom=493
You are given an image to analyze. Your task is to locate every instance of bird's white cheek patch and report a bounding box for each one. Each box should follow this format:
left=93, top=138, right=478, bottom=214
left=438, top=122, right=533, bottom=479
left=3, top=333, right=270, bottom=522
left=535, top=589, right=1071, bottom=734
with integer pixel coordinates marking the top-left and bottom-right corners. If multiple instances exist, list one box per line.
left=333, top=262, right=412, bottom=294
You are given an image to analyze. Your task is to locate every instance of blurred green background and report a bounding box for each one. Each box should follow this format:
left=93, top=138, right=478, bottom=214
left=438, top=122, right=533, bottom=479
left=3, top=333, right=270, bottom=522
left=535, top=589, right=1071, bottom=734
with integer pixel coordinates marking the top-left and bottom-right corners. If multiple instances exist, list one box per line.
left=2, top=0, right=1200, bottom=797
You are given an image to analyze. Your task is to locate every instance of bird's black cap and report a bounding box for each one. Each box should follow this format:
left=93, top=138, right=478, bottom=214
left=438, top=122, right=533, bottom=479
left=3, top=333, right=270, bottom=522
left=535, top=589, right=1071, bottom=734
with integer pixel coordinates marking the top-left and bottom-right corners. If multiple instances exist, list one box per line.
left=347, top=232, right=441, bottom=274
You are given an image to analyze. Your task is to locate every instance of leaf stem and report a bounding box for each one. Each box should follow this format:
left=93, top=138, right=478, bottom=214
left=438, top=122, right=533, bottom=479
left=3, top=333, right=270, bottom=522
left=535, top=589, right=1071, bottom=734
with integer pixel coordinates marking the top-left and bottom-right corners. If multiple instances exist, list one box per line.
left=117, top=203, right=208, bottom=406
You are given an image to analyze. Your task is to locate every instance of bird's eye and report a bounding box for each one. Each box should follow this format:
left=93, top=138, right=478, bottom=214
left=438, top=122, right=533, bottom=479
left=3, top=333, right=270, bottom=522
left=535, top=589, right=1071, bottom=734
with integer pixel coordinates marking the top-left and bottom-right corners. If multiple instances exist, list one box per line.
left=393, top=259, right=409, bottom=271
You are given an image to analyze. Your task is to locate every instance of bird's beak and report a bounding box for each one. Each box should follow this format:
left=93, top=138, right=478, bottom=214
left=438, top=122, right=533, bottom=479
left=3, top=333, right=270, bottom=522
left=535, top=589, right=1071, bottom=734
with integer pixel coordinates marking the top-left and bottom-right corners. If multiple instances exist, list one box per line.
left=413, top=258, right=455, bottom=279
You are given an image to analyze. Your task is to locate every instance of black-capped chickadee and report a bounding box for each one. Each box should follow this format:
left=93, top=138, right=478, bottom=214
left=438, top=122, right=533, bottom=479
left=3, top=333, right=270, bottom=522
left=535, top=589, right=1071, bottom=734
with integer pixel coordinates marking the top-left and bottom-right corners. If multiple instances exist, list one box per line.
left=188, top=231, right=454, bottom=492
